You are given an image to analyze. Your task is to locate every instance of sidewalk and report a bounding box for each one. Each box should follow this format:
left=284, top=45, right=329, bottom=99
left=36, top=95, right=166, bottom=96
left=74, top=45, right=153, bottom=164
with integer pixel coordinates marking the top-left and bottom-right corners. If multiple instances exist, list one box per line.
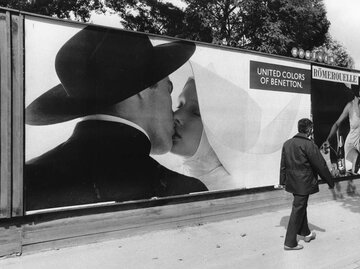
left=1, top=194, right=360, bottom=269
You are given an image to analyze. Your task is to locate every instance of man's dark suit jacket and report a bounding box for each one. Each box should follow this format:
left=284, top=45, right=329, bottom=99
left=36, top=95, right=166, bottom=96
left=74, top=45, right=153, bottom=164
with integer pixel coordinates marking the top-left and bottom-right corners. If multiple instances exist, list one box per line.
left=280, top=133, right=334, bottom=195
left=25, top=120, right=208, bottom=210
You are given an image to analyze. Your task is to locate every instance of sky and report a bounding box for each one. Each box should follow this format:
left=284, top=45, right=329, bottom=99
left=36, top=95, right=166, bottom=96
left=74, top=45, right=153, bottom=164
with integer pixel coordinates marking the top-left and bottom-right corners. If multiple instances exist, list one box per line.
left=324, top=0, right=360, bottom=69
left=91, top=0, right=360, bottom=70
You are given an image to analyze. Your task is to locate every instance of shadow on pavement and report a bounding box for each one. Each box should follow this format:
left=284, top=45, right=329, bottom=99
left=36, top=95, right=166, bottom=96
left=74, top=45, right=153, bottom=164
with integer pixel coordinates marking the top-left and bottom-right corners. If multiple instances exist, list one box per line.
left=330, top=181, right=360, bottom=214
left=276, top=215, right=326, bottom=232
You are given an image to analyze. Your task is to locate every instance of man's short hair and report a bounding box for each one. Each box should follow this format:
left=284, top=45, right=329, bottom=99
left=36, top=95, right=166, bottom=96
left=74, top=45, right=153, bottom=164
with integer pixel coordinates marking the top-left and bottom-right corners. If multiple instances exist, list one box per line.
left=298, top=118, right=313, bottom=134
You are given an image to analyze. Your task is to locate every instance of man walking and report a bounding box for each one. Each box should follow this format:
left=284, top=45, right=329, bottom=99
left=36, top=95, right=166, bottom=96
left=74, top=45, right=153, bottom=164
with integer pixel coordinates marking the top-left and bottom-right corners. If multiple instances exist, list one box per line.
left=280, top=118, right=334, bottom=250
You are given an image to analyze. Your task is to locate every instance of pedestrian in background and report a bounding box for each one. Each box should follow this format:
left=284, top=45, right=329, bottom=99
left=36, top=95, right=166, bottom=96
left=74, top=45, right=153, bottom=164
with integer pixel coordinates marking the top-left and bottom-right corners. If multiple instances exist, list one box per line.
left=280, top=118, right=334, bottom=250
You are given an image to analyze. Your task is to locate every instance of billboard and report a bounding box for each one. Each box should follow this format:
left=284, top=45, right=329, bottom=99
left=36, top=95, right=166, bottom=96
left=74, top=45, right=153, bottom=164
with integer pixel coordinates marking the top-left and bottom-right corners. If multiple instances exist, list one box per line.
left=311, top=65, right=360, bottom=177
left=24, top=16, right=312, bottom=211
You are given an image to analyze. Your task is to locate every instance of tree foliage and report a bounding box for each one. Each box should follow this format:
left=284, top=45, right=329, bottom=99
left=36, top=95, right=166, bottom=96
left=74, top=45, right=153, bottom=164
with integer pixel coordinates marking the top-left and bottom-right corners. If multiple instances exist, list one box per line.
left=0, top=0, right=104, bottom=21
left=1, top=0, right=354, bottom=67
left=105, top=0, right=185, bottom=36
left=183, top=0, right=244, bottom=45
left=313, top=35, right=355, bottom=69
left=106, top=0, right=331, bottom=57
left=241, top=0, right=330, bottom=55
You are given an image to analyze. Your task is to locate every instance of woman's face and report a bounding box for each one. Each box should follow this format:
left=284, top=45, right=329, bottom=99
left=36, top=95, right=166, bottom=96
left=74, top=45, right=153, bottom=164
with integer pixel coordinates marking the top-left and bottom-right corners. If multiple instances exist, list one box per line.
left=171, top=78, right=203, bottom=157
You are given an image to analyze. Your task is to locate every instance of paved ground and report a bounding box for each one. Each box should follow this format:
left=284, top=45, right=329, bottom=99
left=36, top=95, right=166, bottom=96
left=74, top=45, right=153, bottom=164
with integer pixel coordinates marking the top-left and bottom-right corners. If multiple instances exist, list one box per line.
left=1, top=193, right=360, bottom=269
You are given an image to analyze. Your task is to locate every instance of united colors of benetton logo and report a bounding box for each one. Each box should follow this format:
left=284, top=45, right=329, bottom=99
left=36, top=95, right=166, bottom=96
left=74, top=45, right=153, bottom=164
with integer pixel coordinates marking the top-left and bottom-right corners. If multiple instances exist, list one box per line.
left=250, top=61, right=311, bottom=94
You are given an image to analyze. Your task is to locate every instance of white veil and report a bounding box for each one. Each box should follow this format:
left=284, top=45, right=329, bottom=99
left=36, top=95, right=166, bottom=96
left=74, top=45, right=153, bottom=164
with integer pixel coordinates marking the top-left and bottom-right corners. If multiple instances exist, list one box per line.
left=154, top=49, right=310, bottom=190
left=182, top=130, right=222, bottom=177
left=190, top=54, right=310, bottom=188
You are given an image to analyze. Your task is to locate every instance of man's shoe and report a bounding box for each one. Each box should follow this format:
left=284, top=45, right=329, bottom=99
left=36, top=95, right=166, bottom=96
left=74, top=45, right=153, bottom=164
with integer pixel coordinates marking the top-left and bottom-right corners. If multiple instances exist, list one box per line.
left=284, top=244, right=304, bottom=250
left=298, top=231, right=316, bottom=242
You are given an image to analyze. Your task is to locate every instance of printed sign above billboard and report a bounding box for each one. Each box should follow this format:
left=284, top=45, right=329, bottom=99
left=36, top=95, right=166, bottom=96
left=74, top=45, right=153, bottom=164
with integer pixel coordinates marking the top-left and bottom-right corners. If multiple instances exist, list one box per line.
left=250, top=60, right=311, bottom=94
left=312, top=65, right=359, bottom=85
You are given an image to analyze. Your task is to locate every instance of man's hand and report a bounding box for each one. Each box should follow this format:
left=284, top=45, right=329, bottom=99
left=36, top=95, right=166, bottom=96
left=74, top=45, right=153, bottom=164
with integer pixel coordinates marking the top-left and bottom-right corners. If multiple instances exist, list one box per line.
left=274, top=184, right=285, bottom=189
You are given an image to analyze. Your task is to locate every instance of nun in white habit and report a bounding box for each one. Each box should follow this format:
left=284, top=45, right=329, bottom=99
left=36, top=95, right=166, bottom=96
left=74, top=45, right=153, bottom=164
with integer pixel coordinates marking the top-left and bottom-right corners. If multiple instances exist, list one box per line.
left=169, top=60, right=307, bottom=191
left=171, top=76, right=236, bottom=191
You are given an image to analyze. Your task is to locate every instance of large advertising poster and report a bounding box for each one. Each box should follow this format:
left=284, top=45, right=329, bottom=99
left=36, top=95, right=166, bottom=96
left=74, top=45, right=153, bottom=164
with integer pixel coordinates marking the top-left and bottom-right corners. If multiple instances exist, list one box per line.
left=311, top=65, right=360, bottom=177
left=24, top=16, right=311, bottom=211
left=155, top=48, right=312, bottom=190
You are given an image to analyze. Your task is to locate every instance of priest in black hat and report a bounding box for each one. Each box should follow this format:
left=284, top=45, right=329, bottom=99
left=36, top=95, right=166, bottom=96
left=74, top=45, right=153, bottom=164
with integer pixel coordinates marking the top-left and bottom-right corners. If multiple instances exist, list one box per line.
left=25, top=25, right=208, bottom=211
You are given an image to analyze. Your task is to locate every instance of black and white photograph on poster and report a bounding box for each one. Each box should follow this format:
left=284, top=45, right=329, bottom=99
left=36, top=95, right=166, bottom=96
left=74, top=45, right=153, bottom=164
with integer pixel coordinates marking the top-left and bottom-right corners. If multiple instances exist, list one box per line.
left=24, top=17, right=312, bottom=211
left=24, top=17, right=207, bottom=211
left=1, top=0, right=360, bottom=267
left=163, top=55, right=311, bottom=190
left=312, top=65, right=360, bottom=179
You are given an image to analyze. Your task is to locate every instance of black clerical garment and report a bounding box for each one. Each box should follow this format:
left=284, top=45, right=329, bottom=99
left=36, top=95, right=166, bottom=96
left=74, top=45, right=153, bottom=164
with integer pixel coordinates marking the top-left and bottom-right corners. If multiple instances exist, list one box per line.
left=25, top=120, right=208, bottom=210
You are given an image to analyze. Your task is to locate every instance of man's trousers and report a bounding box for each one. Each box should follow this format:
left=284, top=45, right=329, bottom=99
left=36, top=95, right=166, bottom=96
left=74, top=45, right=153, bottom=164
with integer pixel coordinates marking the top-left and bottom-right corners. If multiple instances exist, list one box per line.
left=284, top=194, right=311, bottom=247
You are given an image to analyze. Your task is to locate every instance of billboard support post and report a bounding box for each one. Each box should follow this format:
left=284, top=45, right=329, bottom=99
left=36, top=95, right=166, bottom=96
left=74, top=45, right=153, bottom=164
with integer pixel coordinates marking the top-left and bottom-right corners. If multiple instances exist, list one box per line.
left=0, top=11, right=12, bottom=219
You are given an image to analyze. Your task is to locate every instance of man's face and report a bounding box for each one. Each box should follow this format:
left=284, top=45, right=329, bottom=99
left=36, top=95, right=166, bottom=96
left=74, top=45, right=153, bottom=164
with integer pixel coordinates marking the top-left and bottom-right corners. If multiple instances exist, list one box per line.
left=142, top=76, right=174, bottom=154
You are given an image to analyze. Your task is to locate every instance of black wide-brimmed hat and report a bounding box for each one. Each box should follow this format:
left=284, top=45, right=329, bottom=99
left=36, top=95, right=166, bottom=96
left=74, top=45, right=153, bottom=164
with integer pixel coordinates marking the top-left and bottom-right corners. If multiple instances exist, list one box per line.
left=26, top=25, right=196, bottom=125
